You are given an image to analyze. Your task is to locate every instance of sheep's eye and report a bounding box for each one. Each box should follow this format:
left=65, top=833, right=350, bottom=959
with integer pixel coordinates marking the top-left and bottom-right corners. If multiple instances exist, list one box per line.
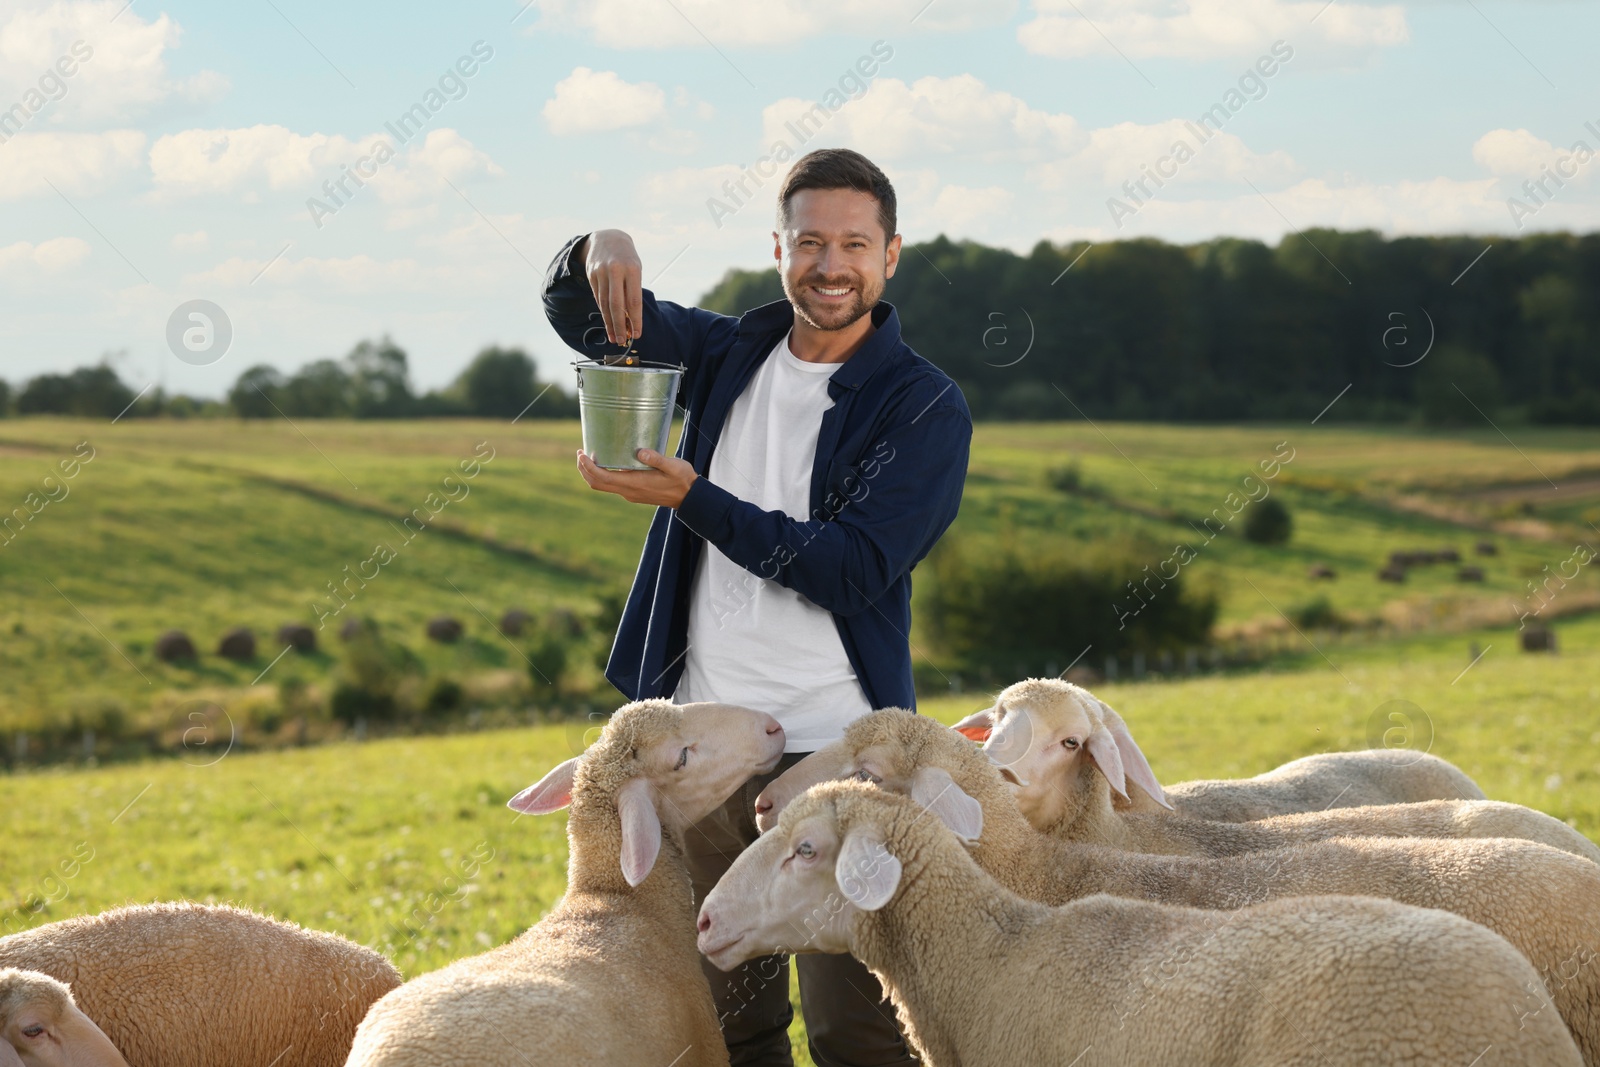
left=796, top=842, right=815, bottom=859
left=851, top=768, right=880, bottom=784
left=1062, top=737, right=1081, bottom=751
left=22, top=1025, right=43, bottom=1038
left=674, top=746, right=688, bottom=771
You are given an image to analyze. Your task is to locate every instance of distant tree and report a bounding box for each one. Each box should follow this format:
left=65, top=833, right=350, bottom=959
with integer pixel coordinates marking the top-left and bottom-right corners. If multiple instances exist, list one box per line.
left=229, top=365, right=287, bottom=418
left=17, top=363, right=135, bottom=417
left=1416, top=345, right=1500, bottom=427
left=1243, top=497, right=1293, bottom=545
left=457, top=346, right=537, bottom=418
left=0, top=379, right=10, bottom=417
left=346, top=336, right=414, bottom=418
left=283, top=359, right=354, bottom=417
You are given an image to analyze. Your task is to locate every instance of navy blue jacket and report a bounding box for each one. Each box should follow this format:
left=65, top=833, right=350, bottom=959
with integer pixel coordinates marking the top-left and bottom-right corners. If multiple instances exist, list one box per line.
left=541, top=233, right=972, bottom=711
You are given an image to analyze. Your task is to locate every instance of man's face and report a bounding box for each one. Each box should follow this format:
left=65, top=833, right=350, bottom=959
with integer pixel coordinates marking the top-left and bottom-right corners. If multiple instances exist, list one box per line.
left=774, top=188, right=901, bottom=332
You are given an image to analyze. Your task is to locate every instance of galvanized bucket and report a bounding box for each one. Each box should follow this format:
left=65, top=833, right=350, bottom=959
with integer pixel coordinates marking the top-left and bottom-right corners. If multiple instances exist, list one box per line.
left=573, top=358, right=684, bottom=470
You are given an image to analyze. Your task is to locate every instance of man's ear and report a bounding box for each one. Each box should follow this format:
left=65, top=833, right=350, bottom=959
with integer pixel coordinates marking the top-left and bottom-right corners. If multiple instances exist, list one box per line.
left=835, top=830, right=901, bottom=912
left=910, top=767, right=983, bottom=843
left=508, top=757, right=579, bottom=814
left=617, top=777, right=662, bottom=887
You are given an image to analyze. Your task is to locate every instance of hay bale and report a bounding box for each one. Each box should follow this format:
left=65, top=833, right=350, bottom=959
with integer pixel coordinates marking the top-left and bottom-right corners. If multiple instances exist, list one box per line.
left=1456, top=566, right=1486, bottom=582
left=339, top=617, right=367, bottom=641
left=1063, top=664, right=1105, bottom=686
left=154, top=630, right=197, bottom=662
left=1476, top=540, right=1499, bottom=556
left=1522, top=627, right=1558, bottom=652
left=1378, top=565, right=1407, bottom=583
left=277, top=623, right=317, bottom=653
left=218, top=627, right=256, bottom=660
left=1307, top=563, right=1336, bottom=580
left=1438, top=547, right=1461, bottom=562
left=498, top=608, right=533, bottom=637
left=426, top=616, right=463, bottom=643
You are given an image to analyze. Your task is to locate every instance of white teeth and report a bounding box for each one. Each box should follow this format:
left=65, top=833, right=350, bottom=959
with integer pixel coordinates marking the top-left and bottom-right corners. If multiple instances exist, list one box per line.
left=816, top=287, right=849, bottom=295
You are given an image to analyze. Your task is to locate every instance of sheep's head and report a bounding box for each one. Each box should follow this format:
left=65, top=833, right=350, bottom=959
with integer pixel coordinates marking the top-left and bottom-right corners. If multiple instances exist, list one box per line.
left=508, top=699, right=785, bottom=886
left=754, top=709, right=983, bottom=843
left=960, top=678, right=1170, bottom=833
left=700, top=781, right=954, bottom=970
left=0, top=969, right=128, bottom=1067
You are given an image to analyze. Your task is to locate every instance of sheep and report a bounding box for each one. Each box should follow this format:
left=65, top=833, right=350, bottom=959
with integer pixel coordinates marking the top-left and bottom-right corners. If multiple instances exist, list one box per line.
left=963, top=677, right=1600, bottom=863
left=1, top=969, right=128, bottom=1067
left=708, top=781, right=1583, bottom=1067
left=956, top=679, right=1486, bottom=820
left=0, top=902, right=401, bottom=1067
left=345, top=698, right=786, bottom=1067
left=755, top=708, right=1600, bottom=1063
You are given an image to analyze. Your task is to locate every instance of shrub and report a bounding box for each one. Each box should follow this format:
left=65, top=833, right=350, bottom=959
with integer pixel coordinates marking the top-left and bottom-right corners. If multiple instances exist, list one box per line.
left=1244, top=497, right=1292, bottom=545
left=1045, top=460, right=1083, bottom=492
left=923, top=537, right=1218, bottom=678
left=331, top=623, right=418, bottom=723
left=423, top=677, right=465, bottom=718
left=1289, top=595, right=1341, bottom=630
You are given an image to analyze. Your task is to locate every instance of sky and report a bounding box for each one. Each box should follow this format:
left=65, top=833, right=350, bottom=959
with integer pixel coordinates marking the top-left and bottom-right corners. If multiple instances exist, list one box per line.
left=1, top=0, right=1596, bottom=397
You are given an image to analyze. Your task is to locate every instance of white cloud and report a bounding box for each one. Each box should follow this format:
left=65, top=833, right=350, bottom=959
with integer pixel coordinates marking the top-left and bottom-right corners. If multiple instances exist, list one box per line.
left=543, top=67, right=666, bottom=135
left=763, top=74, right=1083, bottom=161
left=171, top=229, right=208, bottom=250
left=1083, top=176, right=1506, bottom=242
left=529, top=0, right=1013, bottom=47
left=0, top=129, right=145, bottom=199
left=1471, top=127, right=1597, bottom=185
left=147, top=125, right=502, bottom=205
left=0, top=235, right=90, bottom=273
left=1018, top=0, right=1408, bottom=60
left=0, top=1, right=225, bottom=126
left=1031, top=118, right=1298, bottom=189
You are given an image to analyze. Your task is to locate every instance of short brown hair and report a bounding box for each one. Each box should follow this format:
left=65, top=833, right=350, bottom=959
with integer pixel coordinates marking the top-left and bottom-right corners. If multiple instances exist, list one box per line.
left=776, top=148, right=897, bottom=242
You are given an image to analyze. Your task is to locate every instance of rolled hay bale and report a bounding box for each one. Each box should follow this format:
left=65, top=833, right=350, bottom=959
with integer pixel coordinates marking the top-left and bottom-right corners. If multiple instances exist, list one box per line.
left=426, top=616, right=463, bottom=643
left=1438, top=547, right=1461, bottom=562
left=1307, top=563, right=1336, bottom=579
left=1522, top=627, right=1558, bottom=652
left=218, top=627, right=256, bottom=660
left=1377, top=564, right=1406, bottom=583
left=1456, top=566, right=1486, bottom=582
left=498, top=608, right=533, bottom=637
left=1476, top=540, right=1498, bottom=556
left=277, top=623, right=317, bottom=652
left=154, top=630, right=197, bottom=663
left=339, top=617, right=367, bottom=641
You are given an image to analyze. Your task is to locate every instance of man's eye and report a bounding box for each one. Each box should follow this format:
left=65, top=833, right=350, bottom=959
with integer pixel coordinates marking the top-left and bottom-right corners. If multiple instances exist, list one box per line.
left=796, top=842, right=815, bottom=858
left=675, top=746, right=688, bottom=770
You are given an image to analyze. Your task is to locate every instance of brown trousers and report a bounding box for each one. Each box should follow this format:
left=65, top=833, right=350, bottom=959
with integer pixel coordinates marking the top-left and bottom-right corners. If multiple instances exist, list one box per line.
left=684, top=752, right=919, bottom=1067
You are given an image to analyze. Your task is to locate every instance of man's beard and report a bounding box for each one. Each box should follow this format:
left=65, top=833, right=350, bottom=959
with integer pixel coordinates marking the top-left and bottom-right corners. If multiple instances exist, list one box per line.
left=782, top=271, right=882, bottom=332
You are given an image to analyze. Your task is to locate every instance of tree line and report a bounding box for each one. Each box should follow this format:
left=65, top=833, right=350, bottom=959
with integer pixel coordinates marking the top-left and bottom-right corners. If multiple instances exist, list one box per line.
left=7, top=227, right=1597, bottom=424
left=700, top=228, right=1600, bottom=425
left=0, top=342, right=578, bottom=421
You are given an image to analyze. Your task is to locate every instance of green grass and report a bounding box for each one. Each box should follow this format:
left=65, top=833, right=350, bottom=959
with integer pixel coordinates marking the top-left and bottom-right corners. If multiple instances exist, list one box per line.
left=3, top=417, right=1598, bottom=741
left=3, top=613, right=1597, bottom=1063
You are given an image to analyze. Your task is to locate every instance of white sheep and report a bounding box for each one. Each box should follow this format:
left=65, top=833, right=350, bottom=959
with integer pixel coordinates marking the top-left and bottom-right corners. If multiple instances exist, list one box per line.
left=956, top=679, right=1486, bottom=820
left=962, top=678, right=1600, bottom=862
left=756, top=708, right=1600, bottom=1063
left=345, top=698, right=786, bottom=1067
left=707, top=780, right=1583, bottom=1066
left=0, top=902, right=401, bottom=1067
left=0, top=969, right=128, bottom=1067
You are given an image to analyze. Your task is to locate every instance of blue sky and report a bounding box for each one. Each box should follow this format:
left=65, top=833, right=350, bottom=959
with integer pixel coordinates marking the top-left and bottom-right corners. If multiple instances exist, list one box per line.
left=1, top=0, right=1596, bottom=397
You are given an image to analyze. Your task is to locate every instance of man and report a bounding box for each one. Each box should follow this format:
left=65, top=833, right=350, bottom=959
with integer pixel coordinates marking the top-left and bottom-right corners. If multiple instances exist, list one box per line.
left=541, top=148, right=971, bottom=1066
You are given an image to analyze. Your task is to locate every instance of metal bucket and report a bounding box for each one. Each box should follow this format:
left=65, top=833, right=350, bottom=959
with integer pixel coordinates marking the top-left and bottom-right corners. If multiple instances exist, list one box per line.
left=574, top=358, right=684, bottom=470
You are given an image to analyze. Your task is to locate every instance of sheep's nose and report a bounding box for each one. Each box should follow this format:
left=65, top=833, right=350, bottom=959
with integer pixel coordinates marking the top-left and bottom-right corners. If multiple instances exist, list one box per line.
left=754, top=796, right=773, bottom=816
left=762, top=714, right=784, bottom=736
left=697, top=908, right=714, bottom=934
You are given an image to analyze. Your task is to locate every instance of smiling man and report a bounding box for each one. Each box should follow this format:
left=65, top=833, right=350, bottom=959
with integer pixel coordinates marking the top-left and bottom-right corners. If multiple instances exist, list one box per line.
left=541, top=148, right=971, bottom=1066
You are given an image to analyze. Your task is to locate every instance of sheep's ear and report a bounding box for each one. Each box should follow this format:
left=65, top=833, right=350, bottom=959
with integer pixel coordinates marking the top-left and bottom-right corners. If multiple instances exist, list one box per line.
left=951, top=706, right=995, bottom=742
left=0, top=1036, right=23, bottom=1067
left=909, top=767, right=984, bottom=843
left=1084, top=725, right=1130, bottom=801
left=617, top=776, right=662, bottom=887
left=835, top=830, right=901, bottom=912
left=508, top=757, right=579, bottom=814
left=1094, top=698, right=1171, bottom=810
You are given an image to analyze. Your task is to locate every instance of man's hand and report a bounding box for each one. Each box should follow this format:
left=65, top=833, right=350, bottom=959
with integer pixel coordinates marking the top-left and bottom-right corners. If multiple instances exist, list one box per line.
left=577, top=448, right=698, bottom=508
left=582, top=229, right=644, bottom=347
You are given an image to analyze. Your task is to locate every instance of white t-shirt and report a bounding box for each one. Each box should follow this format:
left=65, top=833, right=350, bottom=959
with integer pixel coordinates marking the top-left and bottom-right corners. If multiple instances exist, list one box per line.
left=672, top=331, right=873, bottom=752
